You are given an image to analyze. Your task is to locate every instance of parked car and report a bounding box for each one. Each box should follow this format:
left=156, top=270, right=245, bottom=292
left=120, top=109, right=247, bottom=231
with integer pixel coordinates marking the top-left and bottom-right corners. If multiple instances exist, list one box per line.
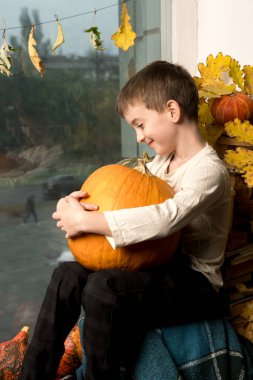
left=42, top=174, right=84, bottom=199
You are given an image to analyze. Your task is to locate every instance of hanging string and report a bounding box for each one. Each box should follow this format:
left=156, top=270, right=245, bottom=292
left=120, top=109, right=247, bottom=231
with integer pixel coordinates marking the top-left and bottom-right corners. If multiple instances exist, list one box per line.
left=91, top=9, right=97, bottom=26
left=0, top=0, right=130, bottom=32
left=2, top=18, right=6, bottom=38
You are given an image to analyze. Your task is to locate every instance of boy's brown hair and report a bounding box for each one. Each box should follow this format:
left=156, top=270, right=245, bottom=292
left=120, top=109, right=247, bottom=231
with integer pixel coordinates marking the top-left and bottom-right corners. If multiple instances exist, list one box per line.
left=117, top=60, right=199, bottom=122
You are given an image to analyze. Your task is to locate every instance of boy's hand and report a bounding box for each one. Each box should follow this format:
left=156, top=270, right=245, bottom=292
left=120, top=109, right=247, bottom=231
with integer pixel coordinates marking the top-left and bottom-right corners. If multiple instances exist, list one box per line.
left=59, top=190, right=99, bottom=212
left=52, top=192, right=98, bottom=238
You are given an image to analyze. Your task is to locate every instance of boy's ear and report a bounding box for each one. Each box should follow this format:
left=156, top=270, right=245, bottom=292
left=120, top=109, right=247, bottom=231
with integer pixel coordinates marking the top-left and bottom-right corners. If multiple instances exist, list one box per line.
left=166, top=100, right=181, bottom=123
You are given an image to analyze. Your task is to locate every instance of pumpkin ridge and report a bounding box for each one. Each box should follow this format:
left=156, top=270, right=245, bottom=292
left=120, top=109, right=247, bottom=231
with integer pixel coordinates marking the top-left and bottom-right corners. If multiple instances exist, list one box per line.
left=145, top=174, right=151, bottom=205
left=99, top=165, right=130, bottom=211
left=134, top=168, right=149, bottom=206
left=117, top=165, right=147, bottom=209
left=116, top=166, right=141, bottom=209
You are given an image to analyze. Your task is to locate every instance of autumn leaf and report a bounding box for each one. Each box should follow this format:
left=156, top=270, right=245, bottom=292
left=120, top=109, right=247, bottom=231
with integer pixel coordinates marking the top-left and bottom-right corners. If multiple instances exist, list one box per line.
left=198, top=80, right=235, bottom=99
left=243, top=65, right=253, bottom=96
left=198, top=101, right=223, bottom=145
left=224, top=147, right=253, bottom=170
left=224, top=118, right=253, bottom=144
left=0, top=39, right=17, bottom=76
left=238, top=299, right=253, bottom=320
left=198, top=52, right=231, bottom=84
left=229, top=58, right=244, bottom=91
left=243, top=166, right=253, bottom=188
left=111, top=3, right=136, bottom=51
left=28, top=25, right=45, bottom=76
left=215, top=52, right=232, bottom=73
left=199, top=122, right=224, bottom=146
left=198, top=101, right=213, bottom=125
left=52, top=21, right=65, bottom=52
left=193, top=76, right=203, bottom=90
left=224, top=148, right=253, bottom=187
left=85, top=26, right=105, bottom=51
left=197, top=53, right=235, bottom=98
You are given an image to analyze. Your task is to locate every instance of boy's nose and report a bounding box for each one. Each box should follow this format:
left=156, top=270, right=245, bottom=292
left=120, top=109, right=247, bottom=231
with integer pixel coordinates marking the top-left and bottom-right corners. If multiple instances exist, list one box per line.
left=136, top=130, right=145, bottom=143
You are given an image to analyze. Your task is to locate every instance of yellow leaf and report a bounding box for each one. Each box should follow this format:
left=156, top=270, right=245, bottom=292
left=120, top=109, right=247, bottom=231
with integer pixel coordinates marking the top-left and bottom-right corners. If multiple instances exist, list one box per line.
left=243, top=65, right=253, bottom=96
left=111, top=3, right=136, bottom=51
left=199, top=80, right=235, bottom=98
left=224, top=119, right=253, bottom=144
left=28, top=25, right=45, bottom=76
left=52, top=21, right=65, bottom=52
left=202, top=124, right=223, bottom=146
left=193, top=76, right=203, bottom=90
left=198, top=88, right=220, bottom=99
left=198, top=52, right=231, bottom=83
left=224, top=147, right=253, bottom=170
left=229, top=58, right=244, bottom=91
left=236, top=283, right=253, bottom=296
left=243, top=165, right=253, bottom=188
left=214, top=52, right=231, bottom=73
left=198, top=101, right=213, bottom=125
left=198, top=100, right=223, bottom=145
left=239, top=299, right=253, bottom=320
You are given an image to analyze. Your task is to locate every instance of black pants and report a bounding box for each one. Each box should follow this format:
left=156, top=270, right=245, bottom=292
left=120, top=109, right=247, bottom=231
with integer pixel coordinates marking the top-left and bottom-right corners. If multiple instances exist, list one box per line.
left=19, top=254, right=227, bottom=380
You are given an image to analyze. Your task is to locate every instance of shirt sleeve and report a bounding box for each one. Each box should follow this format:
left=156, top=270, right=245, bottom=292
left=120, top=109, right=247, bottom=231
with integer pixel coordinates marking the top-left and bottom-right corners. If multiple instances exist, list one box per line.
left=104, top=162, right=228, bottom=248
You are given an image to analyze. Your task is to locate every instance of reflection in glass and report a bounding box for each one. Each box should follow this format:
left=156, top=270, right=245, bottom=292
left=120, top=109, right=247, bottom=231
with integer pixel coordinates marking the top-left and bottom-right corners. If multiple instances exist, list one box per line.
left=0, top=0, right=162, bottom=341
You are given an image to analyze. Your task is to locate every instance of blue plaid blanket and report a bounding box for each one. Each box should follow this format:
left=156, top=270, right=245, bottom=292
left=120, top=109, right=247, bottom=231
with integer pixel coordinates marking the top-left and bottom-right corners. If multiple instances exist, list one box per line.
left=76, top=318, right=253, bottom=380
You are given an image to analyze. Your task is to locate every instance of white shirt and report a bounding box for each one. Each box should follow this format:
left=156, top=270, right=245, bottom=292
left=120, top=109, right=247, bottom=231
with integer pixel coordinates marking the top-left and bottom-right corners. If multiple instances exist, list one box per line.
left=104, top=144, right=231, bottom=289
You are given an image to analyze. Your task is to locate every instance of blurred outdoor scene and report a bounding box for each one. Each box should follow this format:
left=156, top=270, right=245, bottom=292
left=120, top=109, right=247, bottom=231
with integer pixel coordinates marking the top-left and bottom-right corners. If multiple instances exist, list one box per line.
left=0, top=0, right=161, bottom=341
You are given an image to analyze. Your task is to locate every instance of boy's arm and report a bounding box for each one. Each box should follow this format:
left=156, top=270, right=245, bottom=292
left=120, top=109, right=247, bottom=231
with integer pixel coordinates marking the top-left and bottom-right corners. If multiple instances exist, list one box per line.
left=104, top=163, right=231, bottom=247
left=52, top=192, right=112, bottom=238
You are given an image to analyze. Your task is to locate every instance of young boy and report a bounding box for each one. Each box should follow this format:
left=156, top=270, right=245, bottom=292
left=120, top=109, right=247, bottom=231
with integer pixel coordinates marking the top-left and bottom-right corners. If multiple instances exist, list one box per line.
left=20, top=61, right=231, bottom=380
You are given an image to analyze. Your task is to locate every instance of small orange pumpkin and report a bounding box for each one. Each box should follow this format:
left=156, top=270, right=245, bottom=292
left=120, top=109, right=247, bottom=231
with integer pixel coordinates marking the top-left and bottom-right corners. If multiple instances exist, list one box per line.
left=68, top=160, right=180, bottom=271
left=210, top=92, right=253, bottom=124
left=0, top=326, right=29, bottom=379
left=56, top=324, right=82, bottom=378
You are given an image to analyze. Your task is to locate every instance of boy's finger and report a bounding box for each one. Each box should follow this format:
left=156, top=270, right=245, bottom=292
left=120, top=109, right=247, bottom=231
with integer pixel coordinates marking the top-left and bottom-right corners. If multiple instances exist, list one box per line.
left=80, top=203, right=99, bottom=211
left=69, top=190, right=89, bottom=198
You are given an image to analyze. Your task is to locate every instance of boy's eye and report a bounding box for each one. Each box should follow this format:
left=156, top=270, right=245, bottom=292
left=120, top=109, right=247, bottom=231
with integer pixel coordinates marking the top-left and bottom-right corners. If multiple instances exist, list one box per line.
left=137, top=123, right=144, bottom=129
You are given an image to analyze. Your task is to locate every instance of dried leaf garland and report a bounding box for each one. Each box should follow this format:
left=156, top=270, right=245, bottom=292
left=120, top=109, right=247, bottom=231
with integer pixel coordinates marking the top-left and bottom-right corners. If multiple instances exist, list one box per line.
left=85, top=26, right=105, bottom=51
left=0, top=39, right=17, bottom=76
left=28, top=25, right=45, bottom=76
left=52, top=21, right=65, bottom=52
left=111, top=3, right=136, bottom=51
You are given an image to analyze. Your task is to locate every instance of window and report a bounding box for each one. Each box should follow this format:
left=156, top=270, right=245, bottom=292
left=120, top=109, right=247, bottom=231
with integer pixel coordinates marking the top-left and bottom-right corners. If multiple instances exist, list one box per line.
left=0, top=0, right=171, bottom=341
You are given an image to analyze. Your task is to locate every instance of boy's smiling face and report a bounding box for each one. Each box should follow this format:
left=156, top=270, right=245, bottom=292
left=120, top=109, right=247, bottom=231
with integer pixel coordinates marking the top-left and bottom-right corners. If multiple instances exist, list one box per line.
left=124, top=102, right=179, bottom=156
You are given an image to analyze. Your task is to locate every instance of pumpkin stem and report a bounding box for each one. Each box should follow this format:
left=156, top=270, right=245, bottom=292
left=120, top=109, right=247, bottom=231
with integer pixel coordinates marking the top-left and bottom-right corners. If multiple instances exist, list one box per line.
left=118, top=152, right=154, bottom=176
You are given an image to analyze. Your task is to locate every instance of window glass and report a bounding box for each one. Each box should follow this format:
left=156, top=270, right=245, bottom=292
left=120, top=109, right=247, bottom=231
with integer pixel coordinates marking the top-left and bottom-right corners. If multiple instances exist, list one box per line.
left=0, top=0, right=162, bottom=341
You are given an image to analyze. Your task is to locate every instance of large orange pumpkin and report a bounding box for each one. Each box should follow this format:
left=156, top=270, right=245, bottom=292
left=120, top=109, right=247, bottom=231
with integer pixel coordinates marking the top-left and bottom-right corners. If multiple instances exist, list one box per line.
left=68, top=161, right=180, bottom=271
left=210, top=92, right=253, bottom=124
